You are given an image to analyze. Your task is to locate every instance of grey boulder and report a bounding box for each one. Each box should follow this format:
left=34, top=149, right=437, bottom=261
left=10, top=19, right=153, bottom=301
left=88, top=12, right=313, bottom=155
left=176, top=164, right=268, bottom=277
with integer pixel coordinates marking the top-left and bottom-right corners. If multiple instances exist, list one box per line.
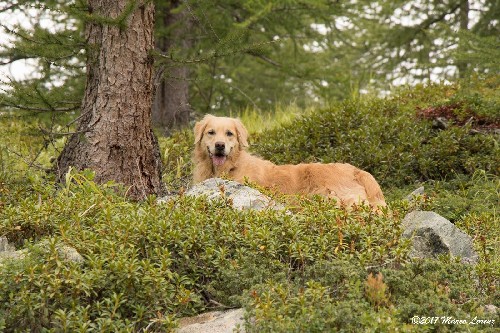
left=159, top=178, right=285, bottom=211
left=402, top=211, right=478, bottom=264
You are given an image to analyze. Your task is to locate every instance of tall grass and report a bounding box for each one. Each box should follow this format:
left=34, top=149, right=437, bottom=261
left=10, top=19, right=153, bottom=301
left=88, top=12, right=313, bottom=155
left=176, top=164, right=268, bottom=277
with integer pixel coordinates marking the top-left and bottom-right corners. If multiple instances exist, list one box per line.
left=228, top=103, right=305, bottom=134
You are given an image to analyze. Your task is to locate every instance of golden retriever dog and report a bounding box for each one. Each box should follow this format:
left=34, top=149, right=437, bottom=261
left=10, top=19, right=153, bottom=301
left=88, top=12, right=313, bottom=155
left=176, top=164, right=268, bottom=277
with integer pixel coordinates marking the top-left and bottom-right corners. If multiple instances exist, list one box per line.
left=192, top=115, right=386, bottom=207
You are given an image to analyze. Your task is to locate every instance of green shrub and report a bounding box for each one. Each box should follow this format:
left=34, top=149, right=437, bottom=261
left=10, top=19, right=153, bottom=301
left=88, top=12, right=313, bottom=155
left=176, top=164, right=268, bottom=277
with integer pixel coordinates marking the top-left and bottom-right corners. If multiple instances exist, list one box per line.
left=1, top=169, right=413, bottom=331
left=422, top=170, right=499, bottom=222
left=252, top=83, right=499, bottom=188
left=158, top=130, right=193, bottom=192
left=243, top=258, right=498, bottom=333
left=2, top=170, right=497, bottom=331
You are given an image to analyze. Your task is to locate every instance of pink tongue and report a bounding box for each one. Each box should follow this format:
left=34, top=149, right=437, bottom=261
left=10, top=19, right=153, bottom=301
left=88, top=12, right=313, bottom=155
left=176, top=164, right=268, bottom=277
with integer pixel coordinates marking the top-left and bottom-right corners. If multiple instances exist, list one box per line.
left=212, top=155, right=227, bottom=166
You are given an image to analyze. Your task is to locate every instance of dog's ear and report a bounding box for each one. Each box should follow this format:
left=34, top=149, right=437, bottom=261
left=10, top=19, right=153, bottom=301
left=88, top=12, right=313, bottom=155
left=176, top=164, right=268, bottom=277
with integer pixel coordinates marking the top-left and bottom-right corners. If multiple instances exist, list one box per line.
left=234, top=118, right=249, bottom=148
left=194, top=115, right=212, bottom=144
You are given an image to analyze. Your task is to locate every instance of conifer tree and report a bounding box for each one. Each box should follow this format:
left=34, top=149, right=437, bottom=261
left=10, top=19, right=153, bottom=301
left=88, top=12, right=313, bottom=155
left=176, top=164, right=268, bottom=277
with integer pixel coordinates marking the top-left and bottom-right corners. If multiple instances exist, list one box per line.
left=152, top=0, right=193, bottom=132
left=360, top=0, right=499, bottom=86
left=158, top=0, right=352, bottom=112
left=0, top=1, right=85, bottom=115
left=55, top=0, right=164, bottom=200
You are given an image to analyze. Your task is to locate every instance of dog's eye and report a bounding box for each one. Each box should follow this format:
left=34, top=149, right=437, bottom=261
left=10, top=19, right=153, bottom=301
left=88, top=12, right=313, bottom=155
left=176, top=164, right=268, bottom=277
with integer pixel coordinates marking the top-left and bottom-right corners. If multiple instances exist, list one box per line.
left=226, top=131, right=234, bottom=137
left=207, top=130, right=215, bottom=135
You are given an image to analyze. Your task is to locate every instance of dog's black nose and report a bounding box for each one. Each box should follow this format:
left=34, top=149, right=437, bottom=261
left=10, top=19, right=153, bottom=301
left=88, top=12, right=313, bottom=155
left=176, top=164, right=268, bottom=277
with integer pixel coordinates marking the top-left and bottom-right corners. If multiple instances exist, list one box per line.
left=215, top=142, right=225, bottom=151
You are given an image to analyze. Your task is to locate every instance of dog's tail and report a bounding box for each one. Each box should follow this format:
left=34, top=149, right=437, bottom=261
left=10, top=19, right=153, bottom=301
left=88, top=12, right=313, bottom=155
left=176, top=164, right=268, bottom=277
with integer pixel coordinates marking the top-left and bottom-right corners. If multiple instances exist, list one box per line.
left=356, top=170, right=386, bottom=207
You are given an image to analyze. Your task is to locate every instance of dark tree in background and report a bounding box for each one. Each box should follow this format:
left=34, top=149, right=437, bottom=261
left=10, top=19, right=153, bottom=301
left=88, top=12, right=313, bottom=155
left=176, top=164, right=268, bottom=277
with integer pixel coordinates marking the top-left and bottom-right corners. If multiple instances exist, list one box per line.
left=152, top=0, right=193, bottom=132
left=56, top=0, right=164, bottom=199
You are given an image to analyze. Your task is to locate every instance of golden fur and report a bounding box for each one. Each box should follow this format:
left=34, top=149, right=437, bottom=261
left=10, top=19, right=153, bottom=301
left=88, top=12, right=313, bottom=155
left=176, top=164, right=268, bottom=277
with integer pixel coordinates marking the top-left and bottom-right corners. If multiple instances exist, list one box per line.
left=192, top=115, right=386, bottom=207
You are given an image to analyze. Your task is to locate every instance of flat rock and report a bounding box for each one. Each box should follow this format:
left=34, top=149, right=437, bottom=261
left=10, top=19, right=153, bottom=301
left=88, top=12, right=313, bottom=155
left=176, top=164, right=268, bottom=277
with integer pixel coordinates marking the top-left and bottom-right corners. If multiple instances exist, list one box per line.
left=402, top=211, right=478, bottom=264
left=159, top=178, right=285, bottom=211
left=0, top=236, right=15, bottom=252
left=0, top=237, right=84, bottom=265
left=177, top=309, right=245, bottom=333
left=0, top=249, right=27, bottom=261
left=0, top=236, right=26, bottom=264
left=482, top=304, right=498, bottom=315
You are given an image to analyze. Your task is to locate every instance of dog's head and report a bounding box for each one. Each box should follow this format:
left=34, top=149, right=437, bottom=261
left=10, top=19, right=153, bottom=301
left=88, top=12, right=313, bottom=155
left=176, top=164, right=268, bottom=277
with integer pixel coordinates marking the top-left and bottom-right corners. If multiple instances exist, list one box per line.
left=194, top=115, right=249, bottom=166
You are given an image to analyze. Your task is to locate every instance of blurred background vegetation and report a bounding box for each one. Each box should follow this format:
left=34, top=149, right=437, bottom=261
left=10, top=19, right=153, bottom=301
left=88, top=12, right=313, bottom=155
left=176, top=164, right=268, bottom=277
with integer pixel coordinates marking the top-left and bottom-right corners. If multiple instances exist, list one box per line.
left=0, top=0, right=498, bottom=129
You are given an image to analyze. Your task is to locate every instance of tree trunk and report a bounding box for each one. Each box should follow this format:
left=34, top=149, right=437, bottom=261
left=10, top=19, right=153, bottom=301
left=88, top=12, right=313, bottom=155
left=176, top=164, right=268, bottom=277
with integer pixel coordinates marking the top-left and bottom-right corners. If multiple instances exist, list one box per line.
left=55, top=0, right=164, bottom=200
left=152, top=0, right=192, bottom=132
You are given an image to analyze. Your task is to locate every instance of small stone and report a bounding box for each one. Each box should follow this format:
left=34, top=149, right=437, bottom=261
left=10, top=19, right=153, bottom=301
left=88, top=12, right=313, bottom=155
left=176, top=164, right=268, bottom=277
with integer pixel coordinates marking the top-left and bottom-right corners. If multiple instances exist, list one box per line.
left=0, top=249, right=27, bottom=261
left=177, top=309, right=245, bottom=333
left=433, top=117, right=448, bottom=129
left=0, top=236, right=15, bottom=252
left=0, top=239, right=84, bottom=265
left=405, top=186, right=425, bottom=201
left=483, top=304, right=498, bottom=315
left=58, top=245, right=84, bottom=264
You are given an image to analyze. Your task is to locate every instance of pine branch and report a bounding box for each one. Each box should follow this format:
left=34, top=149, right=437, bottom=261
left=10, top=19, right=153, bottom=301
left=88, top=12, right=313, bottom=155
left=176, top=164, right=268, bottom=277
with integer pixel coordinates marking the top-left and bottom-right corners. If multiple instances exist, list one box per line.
left=395, top=3, right=462, bottom=46
left=0, top=101, right=80, bottom=113
left=38, top=126, right=88, bottom=137
left=72, top=0, right=141, bottom=29
left=3, top=146, right=47, bottom=171
left=246, top=50, right=281, bottom=67
left=157, top=39, right=279, bottom=65
left=225, top=82, right=258, bottom=110
left=0, top=23, right=40, bottom=45
left=0, top=54, right=36, bottom=66
left=419, top=3, right=461, bottom=31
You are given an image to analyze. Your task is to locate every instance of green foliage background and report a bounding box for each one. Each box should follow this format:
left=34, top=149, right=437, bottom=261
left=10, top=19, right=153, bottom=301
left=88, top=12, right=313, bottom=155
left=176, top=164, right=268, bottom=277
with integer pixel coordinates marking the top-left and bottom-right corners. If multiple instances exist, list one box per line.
left=2, top=0, right=498, bottom=115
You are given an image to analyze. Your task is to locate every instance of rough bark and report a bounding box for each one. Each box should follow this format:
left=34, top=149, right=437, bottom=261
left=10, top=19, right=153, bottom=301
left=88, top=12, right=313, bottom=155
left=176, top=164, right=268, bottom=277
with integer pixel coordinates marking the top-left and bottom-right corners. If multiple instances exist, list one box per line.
left=152, top=0, right=192, bottom=132
left=55, top=0, right=164, bottom=200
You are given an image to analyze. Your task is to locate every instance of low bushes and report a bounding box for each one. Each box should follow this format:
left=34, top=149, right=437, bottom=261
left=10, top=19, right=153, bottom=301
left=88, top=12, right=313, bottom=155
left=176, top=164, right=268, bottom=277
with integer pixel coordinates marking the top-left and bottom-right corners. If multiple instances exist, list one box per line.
left=244, top=259, right=495, bottom=332
left=1, top=171, right=411, bottom=331
left=1, top=79, right=498, bottom=331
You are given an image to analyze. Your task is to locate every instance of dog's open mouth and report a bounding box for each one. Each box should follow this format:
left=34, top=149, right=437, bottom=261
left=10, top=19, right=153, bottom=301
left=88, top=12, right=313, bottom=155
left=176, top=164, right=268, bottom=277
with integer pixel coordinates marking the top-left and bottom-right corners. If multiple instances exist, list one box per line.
left=212, top=154, right=226, bottom=166
left=208, top=148, right=227, bottom=166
